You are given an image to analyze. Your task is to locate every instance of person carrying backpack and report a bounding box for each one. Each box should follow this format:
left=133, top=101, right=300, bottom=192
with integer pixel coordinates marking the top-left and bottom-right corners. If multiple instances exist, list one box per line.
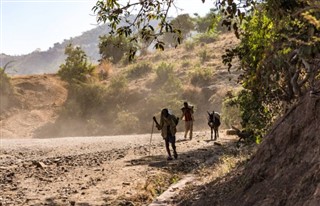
left=181, top=101, right=194, bottom=140
left=153, top=108, right=178, bottom=160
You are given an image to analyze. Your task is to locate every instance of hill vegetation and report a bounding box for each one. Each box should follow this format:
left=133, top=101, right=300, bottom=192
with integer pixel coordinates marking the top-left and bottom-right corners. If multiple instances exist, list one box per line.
left=0, top=0, right=319, bottom=205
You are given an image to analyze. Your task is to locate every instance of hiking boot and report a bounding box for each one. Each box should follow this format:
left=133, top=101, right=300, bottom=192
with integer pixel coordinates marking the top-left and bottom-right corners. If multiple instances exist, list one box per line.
left=173, top=152, right=178, bottom=159
left=167, top=156, right=173, bottom=161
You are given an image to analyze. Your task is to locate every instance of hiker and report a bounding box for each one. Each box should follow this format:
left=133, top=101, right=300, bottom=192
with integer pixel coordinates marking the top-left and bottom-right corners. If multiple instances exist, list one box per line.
left=181, top=101, right=194, bottom=140
left=207, top=110, right=221, bottom=140
left=154, top=108, right=178, bottom=160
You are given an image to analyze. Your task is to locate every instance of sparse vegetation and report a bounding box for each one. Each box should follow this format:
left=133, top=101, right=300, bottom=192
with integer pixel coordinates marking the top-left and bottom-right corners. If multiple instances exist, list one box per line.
left=108, top=74, right=128, bottom=95
left=155, top=62, right=175, bottom=83
left=194, top=32, right=218, bottom=44
left=189, top=66, right=213, bottom=87
left=198, top=48, right=209, bottom=63
left=183, top=40, right=195, bottom=51
left=58, top=44, right=94, bottom=83
left=127, top=62, right=153, bottom=79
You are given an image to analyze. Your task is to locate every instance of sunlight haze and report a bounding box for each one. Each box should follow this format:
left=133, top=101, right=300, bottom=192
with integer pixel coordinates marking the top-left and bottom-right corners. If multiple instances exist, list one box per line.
left=0, top=0, right=214, bottom=55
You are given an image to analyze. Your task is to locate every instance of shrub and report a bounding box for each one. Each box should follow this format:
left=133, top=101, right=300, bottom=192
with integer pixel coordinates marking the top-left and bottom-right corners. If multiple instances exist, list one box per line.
left=58, top=44, right=94, bottom=83
left=183, top=40, right=195, bottom=51
left=127, top=62, right=153, bottom=79
left=189, top=66, right=213, bottom=87
left=108, top=74, right=128, bottom=95
left=194, top=32, right=218, bottom=44
left=96, top=60, right=113, bottom=81
left=221, top=92, right=242, bottom=128
left=198, top=49, right=209, bottom=63
left=155, top=62, right=174, bottom=82
left=181, top=60, right=191, bottom=68
left=64, top=82, right=107, bottom=118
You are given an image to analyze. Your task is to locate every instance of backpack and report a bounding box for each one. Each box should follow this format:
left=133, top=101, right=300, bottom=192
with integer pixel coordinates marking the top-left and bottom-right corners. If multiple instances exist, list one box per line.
left=169, top=110, right=179, bottom=126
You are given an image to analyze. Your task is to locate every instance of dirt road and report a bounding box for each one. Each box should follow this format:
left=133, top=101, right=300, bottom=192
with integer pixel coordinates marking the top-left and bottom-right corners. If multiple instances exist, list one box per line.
left=0, top=131, right=237, bottom=205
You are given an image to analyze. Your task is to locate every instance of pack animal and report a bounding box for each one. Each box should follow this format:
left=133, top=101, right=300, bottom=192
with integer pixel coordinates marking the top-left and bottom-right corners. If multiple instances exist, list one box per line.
left=207, top=111, right=221, bottom=140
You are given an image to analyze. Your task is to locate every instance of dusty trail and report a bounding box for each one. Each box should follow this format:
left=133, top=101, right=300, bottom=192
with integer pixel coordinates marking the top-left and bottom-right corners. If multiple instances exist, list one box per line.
left=0, top=131, right=237, bottom=206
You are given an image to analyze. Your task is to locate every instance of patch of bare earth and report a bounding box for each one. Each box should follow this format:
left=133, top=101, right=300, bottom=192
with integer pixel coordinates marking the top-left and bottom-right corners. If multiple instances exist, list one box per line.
left=0, top=74, right=67, bottom=138
left=0, top=131, right=242, bottom=205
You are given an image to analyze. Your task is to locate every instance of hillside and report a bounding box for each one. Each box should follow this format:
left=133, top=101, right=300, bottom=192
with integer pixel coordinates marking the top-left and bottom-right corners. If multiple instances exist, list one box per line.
left=0, top=32, right=240, bottom=139
left=174, top=84, right=320, bottom=206
left=1, top=31, right=319, bottom=206
left=0, top=24, right=109, bottom=75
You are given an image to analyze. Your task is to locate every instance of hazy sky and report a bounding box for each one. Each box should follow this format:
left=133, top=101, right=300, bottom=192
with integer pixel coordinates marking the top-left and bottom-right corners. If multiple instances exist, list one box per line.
left=0, top=0, right=214, bottom=55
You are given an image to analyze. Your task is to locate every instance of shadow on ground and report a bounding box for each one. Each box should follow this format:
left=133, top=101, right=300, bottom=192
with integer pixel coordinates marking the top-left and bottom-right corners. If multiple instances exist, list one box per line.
left=125, top=139, right=241, bottom=174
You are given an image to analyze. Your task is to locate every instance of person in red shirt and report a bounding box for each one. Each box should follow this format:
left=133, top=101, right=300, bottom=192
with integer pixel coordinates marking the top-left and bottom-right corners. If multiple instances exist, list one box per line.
left=180, top=101, right=194, bottom=140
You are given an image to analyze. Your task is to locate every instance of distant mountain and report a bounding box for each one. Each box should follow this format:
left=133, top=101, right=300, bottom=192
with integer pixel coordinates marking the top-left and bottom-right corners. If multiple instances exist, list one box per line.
left=0, top=24, right=110, bottom=75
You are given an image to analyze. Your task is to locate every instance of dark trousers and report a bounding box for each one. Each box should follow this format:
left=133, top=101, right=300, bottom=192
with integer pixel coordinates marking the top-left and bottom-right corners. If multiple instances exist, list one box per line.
left=165, top=135, right=176, bottom=157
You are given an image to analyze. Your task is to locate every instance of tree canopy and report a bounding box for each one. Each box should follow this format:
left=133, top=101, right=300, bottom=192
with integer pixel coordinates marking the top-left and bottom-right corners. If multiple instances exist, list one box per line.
left=93, top=0, right=320, bottom=137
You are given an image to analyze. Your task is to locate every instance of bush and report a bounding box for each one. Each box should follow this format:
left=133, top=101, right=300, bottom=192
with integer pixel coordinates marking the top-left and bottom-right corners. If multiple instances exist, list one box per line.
left=221, top=92, right=242, bottom=128
left=183, top=40, right=195, bottom=51
left=64, top=82, right=107, bottom=118
left=198, top=49, right=209, bottom=63
left=189, top=66, right=213, bottom=87
left=194, top=32, right=218, bottom=44
left=58, top=44, right=94, bottom=83
left=96, top=60, right=113, bottom=81
left=108, top=74, right=128, bottom=95
left=127, top=62, right=153, bottom=79
left=181, top=60, right=191, bottom=68
left=155, top=62, right=174, bottom=82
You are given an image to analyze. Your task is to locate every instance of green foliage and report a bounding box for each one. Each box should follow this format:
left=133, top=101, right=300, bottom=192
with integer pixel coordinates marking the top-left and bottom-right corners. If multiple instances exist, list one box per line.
left=64, top=82, right=107, bottom=118
left=0, top=67, right=13, bottom=95
left=127, top=62, right=153, bottom=79
left=108, top=74, right=128, bottom=95
left=221, top=92, right=241, bottom=128
left=194, top=9, right=223, bottom=33
left=93, top=0, right=184, bottom=58
left=225, top=89, right=273, bottom=139
left=162, top=14, right=194, bottom=47
left=222, top=1, right=320, bottom=135
left=171, top=14, right=194, bottom=38
left=99, top=35, right=134, bottom=64
left=93, top=0, right=320, bottom=139
left=58, top=44, right=94, bottom=83
left=189, top=66, right=213, bottom=87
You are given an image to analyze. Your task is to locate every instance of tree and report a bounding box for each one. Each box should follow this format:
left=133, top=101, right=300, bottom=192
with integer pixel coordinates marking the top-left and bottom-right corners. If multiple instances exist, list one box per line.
left=0, top=62, right=13, bottom=95
left=162, top=14, right=194, bottom=47
left=194, top=8, right=224, bottom=33
left=99, top=35, right=133, bottom=63
left=58, top=44, right=94, bottom=83
left=93, top=0, right=320, bottom=136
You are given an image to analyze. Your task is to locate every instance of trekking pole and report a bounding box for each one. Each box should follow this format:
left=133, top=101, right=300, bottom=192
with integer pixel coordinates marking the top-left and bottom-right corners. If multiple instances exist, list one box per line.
left=149, top=120, right=155, bottom=156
